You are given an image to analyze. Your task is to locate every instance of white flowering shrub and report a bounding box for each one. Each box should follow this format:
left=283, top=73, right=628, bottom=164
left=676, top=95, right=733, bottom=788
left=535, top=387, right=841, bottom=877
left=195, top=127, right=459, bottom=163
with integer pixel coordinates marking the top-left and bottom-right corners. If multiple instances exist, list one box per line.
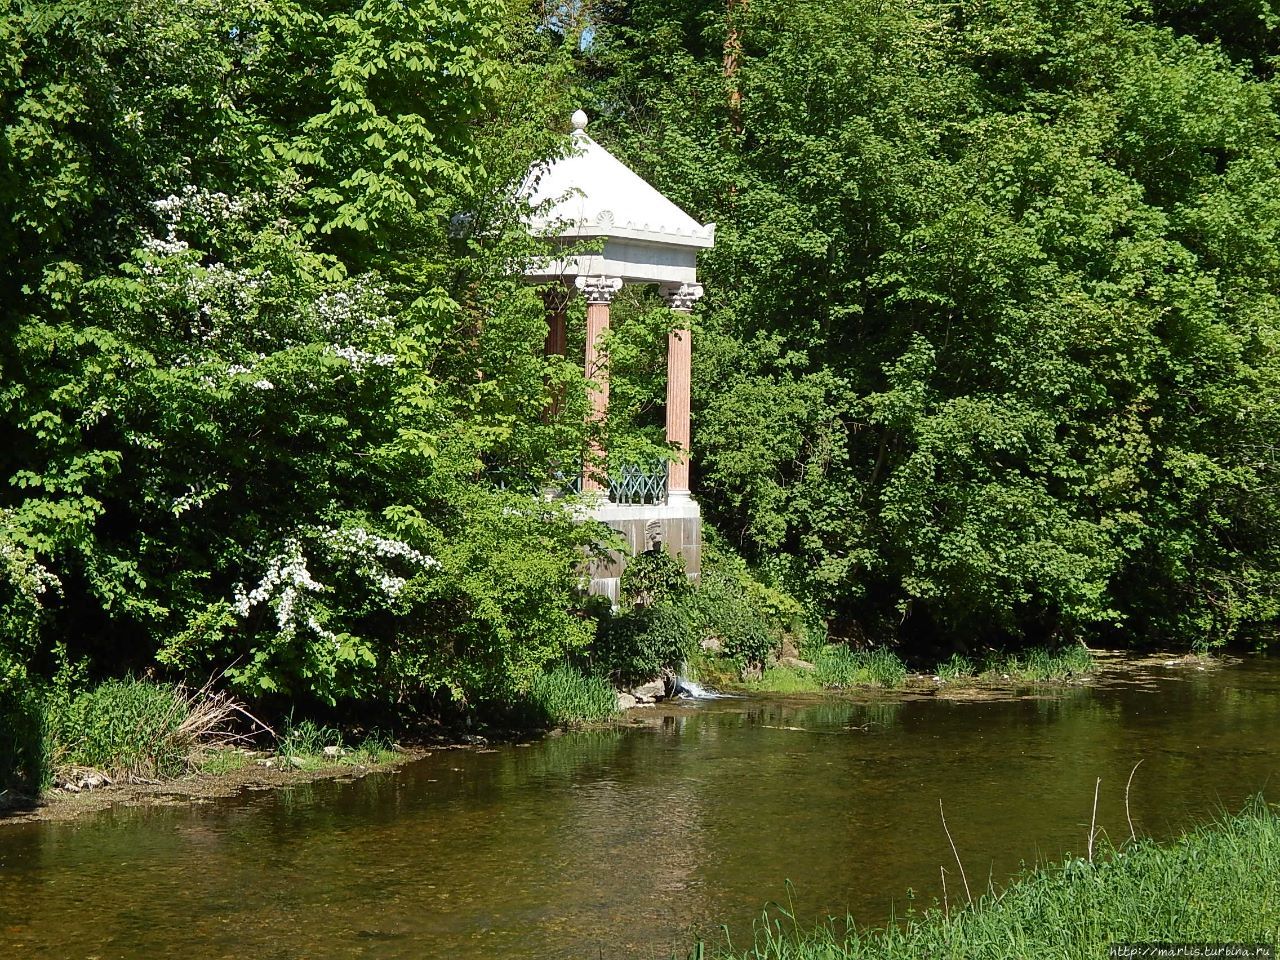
left=3, top=0, right=596, bottom=722
left=0, top=511, right=61, bottom=663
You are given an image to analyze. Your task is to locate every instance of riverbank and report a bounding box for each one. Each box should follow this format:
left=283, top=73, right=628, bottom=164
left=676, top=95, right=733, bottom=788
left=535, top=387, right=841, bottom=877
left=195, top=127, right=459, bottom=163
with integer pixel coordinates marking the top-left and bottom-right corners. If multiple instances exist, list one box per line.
left=674, top=646, right=1224, bottom=704
left=5, top=650, right=1231, bottom=826
left=0, top=738, right=475, bottom=824
left=696, top=801, right=1280, bottom=959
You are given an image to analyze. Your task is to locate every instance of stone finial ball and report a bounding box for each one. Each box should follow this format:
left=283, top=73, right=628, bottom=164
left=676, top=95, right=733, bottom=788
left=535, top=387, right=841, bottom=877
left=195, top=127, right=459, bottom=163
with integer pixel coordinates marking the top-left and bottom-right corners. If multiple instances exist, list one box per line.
left=571, top=109, right=589, bottom=131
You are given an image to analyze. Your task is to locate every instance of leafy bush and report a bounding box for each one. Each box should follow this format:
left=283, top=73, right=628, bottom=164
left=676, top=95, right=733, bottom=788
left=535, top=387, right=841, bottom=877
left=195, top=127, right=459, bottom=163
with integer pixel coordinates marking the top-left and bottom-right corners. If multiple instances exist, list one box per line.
left=620, top=548, right=691, bottom=608
left=0, top=683, right=50, bottom=793
left=597, top=560, right=786, bottom=683
left=527, top=664, right=617, bottom=726
left=596, top=601, right=699, bottom=683
left=691, top=572, right=776, bottom=667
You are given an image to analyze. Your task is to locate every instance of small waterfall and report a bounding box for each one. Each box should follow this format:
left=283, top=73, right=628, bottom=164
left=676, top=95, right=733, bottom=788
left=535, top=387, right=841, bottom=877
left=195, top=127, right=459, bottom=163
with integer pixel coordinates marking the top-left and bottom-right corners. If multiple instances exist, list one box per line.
left=670, top=676, right=724, bottom=700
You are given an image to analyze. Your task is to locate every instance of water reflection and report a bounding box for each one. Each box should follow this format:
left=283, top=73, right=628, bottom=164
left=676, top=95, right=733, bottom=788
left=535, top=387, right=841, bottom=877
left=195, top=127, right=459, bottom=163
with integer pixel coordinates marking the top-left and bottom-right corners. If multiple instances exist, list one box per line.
left=0, top=659, right=1277, bottom=959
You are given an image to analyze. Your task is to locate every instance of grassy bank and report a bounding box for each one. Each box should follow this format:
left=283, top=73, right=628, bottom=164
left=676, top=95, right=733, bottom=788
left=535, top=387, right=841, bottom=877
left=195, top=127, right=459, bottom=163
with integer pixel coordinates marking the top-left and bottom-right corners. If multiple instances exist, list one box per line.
left=937, top=644, right=1095, bottom=684
left=695, top=801, right=1280, bottom=960
left=0, top=678, right=411, bottom=798
left=743, top=644, right=1095, bottom=695
left=746, top=646, right=910, bottom=693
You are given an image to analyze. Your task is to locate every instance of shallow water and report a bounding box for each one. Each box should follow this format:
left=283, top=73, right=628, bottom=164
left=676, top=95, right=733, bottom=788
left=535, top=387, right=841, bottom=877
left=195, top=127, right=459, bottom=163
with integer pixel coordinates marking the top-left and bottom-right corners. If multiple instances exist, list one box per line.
left=1, top=657, right=1278, bottom=959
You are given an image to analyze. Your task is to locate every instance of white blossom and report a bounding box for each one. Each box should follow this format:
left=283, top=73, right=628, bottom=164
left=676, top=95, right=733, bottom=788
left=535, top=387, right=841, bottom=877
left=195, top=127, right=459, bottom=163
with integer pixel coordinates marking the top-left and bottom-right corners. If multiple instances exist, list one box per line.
left=0, top=530, right=61, bottom=604
left=232, top=538, right=326, bottom=636
left=231, top=528, right=439, bottom=639
left=329, top=344, right=397, bottom=372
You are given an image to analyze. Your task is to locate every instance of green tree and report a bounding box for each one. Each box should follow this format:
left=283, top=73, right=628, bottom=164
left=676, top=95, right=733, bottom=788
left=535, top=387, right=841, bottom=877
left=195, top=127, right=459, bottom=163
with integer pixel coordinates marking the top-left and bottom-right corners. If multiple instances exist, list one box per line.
left=0, top=0, right=600, bottom=716
left=582, top=0, right=1280, bottom=650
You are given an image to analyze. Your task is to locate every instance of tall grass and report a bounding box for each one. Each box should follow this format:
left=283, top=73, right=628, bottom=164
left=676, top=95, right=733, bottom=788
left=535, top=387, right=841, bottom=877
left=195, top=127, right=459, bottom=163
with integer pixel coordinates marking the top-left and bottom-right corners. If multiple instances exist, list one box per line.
left=935, top=653, right=974, bottom=682
left=49, top=679, right=244, bottom=780
left=696, top=800, right=1280, bottom=960
left=273, top=716, right=396, bottom=767
left=978, top=644, right=1094, bottom=682
left=528, top=664, right=617, bottom=725
left=749, top=646, right=907, bottom=693
left=815, top=647, right=908, bottom=689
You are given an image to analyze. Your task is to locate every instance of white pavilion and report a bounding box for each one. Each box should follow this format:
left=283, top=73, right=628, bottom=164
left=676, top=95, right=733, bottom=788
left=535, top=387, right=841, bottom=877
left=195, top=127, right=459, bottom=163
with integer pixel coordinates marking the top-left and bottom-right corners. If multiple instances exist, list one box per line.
left=523, top=110, right=715, bottom=602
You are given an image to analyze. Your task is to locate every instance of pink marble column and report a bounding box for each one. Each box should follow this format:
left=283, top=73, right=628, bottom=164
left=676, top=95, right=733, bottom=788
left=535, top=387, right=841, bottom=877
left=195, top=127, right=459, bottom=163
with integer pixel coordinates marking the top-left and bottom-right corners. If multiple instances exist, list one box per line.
left=576, top=276, right=622, bottom=493
left=662, top=283, right=704, bottom=498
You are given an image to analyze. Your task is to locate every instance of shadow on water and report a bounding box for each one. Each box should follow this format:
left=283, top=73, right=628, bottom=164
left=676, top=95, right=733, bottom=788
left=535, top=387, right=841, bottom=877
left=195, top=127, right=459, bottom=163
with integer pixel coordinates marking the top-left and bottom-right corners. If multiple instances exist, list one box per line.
left=1, top=658, right=1278, bottom=959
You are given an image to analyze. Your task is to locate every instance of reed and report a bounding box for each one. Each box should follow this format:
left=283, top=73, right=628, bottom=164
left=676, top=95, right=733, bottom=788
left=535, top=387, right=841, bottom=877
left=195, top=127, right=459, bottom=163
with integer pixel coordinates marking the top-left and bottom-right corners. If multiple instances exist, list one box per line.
left=977, top=644, right=1095, bottom=683
left=50, top=679, right=247, bottom=780
left=527, top=664, right=617, bottom=725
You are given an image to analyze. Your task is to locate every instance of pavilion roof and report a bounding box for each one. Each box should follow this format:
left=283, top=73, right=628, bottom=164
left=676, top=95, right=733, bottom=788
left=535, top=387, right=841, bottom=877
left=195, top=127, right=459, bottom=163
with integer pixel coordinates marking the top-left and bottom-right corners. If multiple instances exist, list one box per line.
left=523, top=111, right=715, bottom=250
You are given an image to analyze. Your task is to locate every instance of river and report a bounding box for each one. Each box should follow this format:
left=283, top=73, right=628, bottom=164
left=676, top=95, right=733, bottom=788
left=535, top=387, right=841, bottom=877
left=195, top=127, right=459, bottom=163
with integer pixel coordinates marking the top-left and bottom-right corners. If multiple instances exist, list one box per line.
left=1, top=656, right=1277, bottom=959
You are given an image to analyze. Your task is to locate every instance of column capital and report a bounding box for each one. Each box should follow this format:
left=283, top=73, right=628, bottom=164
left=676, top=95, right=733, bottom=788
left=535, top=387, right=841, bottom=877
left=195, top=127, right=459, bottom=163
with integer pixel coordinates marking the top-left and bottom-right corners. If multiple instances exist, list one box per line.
left=575, top=275, right=624, bottom=305
left=660, top=282, right=704, bottom=312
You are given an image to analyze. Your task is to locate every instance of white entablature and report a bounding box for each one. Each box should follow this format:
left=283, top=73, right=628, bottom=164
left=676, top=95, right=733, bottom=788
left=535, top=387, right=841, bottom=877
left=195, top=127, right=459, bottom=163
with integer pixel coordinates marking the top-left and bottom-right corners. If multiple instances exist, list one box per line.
left=523, top=110, right=715, bottom=288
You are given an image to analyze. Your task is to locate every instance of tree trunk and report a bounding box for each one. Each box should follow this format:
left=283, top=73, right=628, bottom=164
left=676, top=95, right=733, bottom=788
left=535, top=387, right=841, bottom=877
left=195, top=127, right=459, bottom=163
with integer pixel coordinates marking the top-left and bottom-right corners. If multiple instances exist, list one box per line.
left=724, top=0, right=747, bottom=135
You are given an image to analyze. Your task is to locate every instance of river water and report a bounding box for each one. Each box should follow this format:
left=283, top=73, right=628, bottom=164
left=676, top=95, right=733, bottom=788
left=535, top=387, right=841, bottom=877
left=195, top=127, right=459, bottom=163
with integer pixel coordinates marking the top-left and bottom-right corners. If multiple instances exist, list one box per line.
left=1, top=657, right=1278, bottom=959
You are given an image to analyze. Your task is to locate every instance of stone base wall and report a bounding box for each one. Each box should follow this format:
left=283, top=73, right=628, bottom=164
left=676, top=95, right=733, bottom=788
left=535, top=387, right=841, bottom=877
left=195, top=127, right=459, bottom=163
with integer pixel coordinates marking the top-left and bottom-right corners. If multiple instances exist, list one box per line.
left=581, top=496, right=702, bottom=607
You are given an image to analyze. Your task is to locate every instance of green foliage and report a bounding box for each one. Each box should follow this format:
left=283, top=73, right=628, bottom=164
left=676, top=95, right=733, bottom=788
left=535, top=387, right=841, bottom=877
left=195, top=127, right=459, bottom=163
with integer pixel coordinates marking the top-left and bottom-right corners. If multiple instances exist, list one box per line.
left=0, top=0, right=601, bottom=717
left=813, top=646, right=908, bottom=689
left=936, top=653, right=976, bottom=682
left=979, top=645, right=1096, bottom=683
left=526, top=663, right=617, bottom=726
left=620, top=547, right=691, bottom=608
left=693, top=572, right=777, bottom=667
left=274, top=715, right=396, bottom=766
left=598, top=542, right=791, bottom=683
left=7, top=0, right=1280, bottom=731
left=696, top=800, right=1280, bottom=959
left=275, top=716, right=344, bottom=760
left=596, top=599, right=697, bottom=684
left=47, top=679, right=190, bottom=779
left=584, top=0, right=1280, bottom=652
left=749, top=645, right=907, bottom=692
left=0, top=683, right=50, bottom=793
left=744, top=666, right=823, bottom=695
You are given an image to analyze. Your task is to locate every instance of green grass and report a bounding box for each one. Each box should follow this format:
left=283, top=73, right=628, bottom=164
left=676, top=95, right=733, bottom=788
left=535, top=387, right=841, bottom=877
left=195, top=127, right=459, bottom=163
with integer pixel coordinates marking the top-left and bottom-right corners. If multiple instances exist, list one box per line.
left=196, top=747, right=254, bottom=775
left=816, top=646, right=907, bottom=688
left=45, top=679, right=244, bottom=782
left=978, top=644, right=1095, bottom=683
left=935, top=653, right=975, bottom=682
left=49, top=679, right=193, bottom=779
left=274, top=717, right=399, bottom=769
left=748, top=666, right=825, bottom=694
left=749, top=646, right=908, bottom=693
left=695, top=800, right=1280, bottom=960
left=527, top=664, right=617, bottom=725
